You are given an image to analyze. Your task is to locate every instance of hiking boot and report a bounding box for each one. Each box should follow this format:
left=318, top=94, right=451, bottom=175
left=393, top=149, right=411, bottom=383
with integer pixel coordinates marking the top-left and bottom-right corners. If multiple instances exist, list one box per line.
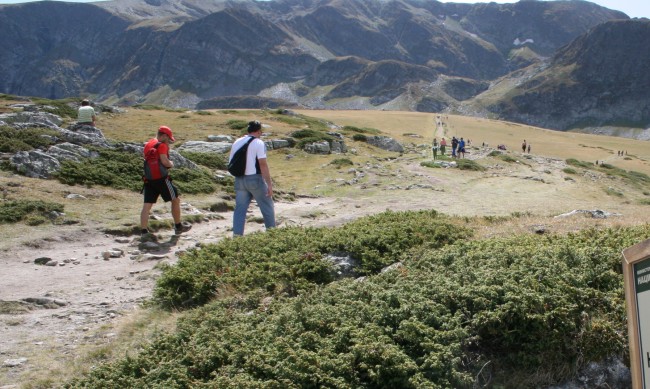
left=175, top=222, right=192, bottom=235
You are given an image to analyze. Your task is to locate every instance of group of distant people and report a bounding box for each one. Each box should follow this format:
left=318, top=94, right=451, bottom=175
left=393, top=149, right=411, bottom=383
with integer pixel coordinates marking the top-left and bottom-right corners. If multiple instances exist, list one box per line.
left=522, top=140, right=531, bottom=153
left=431, top=136, right=470, bottom=160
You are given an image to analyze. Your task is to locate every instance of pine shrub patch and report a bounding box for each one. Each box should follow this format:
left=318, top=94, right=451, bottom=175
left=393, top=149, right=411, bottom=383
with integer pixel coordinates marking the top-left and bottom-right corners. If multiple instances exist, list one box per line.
left=68, top=224, right=650, bottom=388
left=0, top=199, right=64, bottom=224
left=56, top=148, right=218, bottom=194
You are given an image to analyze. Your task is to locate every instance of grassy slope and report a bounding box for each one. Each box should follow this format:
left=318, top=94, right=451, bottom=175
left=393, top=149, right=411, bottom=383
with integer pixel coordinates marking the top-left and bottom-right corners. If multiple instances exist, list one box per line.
left=3, top=97, right=650, bottom=386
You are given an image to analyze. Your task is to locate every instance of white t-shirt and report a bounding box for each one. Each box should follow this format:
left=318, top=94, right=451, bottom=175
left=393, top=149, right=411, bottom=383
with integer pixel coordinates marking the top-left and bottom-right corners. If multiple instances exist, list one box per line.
left=229, top=135, right=267, bottom=175
left=77, top=106, right=95, bottom=123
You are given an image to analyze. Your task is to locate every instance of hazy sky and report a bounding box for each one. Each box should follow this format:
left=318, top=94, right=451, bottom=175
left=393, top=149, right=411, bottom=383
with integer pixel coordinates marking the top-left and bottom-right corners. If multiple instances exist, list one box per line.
left=0, top=0, right=647, bottom=19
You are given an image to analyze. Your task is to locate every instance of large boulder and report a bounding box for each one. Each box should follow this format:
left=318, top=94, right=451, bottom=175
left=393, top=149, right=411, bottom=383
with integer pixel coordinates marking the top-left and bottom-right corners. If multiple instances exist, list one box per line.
left=366, top=136, right=404, bottom=153
left=47, top=143, right=99, bottom=162
left=207, top=135, right=234, bottom=142
left=60, top=124, right=110, bottom=148
left=304, top=141, right=330, bottom=154
left=10, top=150, right=61, bottom=178
left=176, top=141, right=232, bottom=154
left=0, top=111, right=63, bottom=129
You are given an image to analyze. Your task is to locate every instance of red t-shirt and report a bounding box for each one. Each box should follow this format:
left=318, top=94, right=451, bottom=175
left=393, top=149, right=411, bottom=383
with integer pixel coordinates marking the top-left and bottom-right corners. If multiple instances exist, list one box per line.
left=143, top=138, right=169, bottom=159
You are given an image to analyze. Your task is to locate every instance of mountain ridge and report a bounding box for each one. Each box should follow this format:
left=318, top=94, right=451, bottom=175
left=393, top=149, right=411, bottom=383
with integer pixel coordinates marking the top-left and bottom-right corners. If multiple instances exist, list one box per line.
left=2, top=0, right=645, bottom=137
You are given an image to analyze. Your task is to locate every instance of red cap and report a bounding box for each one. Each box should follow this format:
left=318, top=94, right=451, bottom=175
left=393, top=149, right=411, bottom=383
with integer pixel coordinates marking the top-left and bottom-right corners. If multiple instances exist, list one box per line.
left=158, top=126, right=175, bottom=142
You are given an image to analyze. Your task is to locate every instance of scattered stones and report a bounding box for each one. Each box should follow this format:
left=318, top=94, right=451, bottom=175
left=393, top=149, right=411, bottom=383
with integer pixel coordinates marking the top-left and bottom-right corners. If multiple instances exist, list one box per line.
left=555, top=209, right=621, bottom=219
left=22, top=297, right=67, bottom=308
left=114, top=237, right=130, bottom=244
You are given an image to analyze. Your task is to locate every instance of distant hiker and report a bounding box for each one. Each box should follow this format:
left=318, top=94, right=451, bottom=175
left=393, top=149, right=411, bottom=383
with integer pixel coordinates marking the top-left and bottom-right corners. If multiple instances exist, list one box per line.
left=527, top=143, right=531, bottom=153
left=522, top=140, right=527, bottom=153
left=77, top=99, right=96, bottom=126
left=451, top=137, right=458, bottom=158
left=432, top=138, right=439, bottom=160
left=458, top=137, right=466, bottom=158
left=140, top=126, right=191, bottom=238
left=440, top=138, right=447, bottom=156
left=229, top=120, right=275, bottom=236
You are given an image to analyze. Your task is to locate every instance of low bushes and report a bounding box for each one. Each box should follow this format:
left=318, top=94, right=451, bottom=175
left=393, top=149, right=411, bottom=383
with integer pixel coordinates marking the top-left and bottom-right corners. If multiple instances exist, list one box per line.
left=56, top=148, right=218, bottom=194
left=153, top=210, right=470, bottom=309
left=0, top=126, right=58, bottom=152
left=178, top=151, right=227, bottom=170
left=0, top=199, right=63, bottom=224
left=67, top=224, right=650, bottom=388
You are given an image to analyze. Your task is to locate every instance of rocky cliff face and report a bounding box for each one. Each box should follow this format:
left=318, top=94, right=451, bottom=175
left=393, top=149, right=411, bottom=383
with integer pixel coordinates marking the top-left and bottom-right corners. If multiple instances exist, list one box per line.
left=483, top=19, right=650, bottom=132
left=0, top=0, right=635, bottom=134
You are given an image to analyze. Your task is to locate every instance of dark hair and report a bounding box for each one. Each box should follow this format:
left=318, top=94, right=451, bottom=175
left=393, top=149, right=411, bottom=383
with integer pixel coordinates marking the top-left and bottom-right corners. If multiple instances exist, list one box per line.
left=81, top=99, right=90, bottom=106
left=247, top=120, right=262, bottom=133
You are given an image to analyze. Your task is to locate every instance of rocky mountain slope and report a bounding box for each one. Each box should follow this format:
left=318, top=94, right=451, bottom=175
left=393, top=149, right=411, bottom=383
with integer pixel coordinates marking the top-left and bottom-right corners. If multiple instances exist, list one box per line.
left=476, top=19, right=650, bottom=133
left=1, top=0, right=641, bottom=135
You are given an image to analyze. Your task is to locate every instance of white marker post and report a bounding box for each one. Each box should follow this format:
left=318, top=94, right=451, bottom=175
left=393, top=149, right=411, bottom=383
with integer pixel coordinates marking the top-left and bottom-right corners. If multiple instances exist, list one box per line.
left=623, top=239, right=650, bottom=389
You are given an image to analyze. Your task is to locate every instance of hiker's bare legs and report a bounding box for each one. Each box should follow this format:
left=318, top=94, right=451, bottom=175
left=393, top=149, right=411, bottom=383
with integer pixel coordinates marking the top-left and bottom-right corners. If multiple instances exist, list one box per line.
left=171, top=198, right=181, bottom=224
left=141, top=203, right=154, bottom=230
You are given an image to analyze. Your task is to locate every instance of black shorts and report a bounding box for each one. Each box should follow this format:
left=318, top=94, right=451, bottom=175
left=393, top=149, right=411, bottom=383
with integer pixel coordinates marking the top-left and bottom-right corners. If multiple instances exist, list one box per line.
left=143, top=177, right=179, bottom=203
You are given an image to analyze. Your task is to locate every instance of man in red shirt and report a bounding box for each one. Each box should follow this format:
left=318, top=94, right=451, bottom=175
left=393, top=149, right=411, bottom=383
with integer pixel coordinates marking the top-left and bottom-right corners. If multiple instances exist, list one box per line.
left=140, top=126, right=190, bottom=237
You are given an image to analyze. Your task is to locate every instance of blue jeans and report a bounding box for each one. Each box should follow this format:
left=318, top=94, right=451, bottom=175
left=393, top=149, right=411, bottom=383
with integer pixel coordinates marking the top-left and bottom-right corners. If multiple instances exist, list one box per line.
left=233, top=175, right=275, bottom=236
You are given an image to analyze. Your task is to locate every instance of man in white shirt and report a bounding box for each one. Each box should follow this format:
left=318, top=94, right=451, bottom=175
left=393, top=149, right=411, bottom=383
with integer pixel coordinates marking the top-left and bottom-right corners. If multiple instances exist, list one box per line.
left=77, top=99, right=96, bottom=126
left=228, top=120, right=275, bottom=236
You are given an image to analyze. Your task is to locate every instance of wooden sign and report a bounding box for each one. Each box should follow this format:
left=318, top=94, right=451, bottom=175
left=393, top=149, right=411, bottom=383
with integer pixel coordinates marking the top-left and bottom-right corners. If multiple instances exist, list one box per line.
left=623, top=239, right=650, bottom=389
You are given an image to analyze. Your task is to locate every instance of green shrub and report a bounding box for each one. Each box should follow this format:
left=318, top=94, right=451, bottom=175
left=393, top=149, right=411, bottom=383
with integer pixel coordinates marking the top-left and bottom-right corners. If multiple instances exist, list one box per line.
left=194, top=110, right=213, bottom=116
left=330, top=158, right=354, bottom=168
left=563, top=167, right=577, bottom=174
left=0, top=126, right=58, bottom=152
left=488, top=150, right=502, bottom=157
left=178, top=151, right=227, bottom=170
left=226, top=119, right=248, bottom=130
left=0, top=200, right=63, bottom=224
left=153, top=210, right=470, bottom=309
left=342, top=125, right=380, bottom=134
left=292, top=130, right=335, bottom=149
left=604, top=187, right=624, bottom=197
left=420, top=160, right=441, bottom=168
left=31, top=98, right=78, bottom=118
left=352, top=134, right=367, bottom=142
left=566, top=158, right=594, bottom=169
left=498, top=154, right=517, bottom=163
left=56, top=148, right=217, bottom=194
left=457, top=159, right=486, bottom=171
left=290, top=129, right=332, bottom=140
left=68, top=225, right=650, bottom=388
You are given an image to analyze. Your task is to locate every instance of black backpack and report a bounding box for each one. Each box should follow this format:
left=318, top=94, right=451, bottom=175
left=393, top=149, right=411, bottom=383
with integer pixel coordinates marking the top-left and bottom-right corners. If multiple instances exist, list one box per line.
left=227, top=136, right=255, bottom=177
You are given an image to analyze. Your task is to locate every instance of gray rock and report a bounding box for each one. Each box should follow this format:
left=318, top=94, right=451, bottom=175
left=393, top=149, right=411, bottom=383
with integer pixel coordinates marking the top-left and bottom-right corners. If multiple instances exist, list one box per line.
left=381, top=262, right=404, bottom=273
left=66, top=194, right=87, bottom=200
left=3, top=358, right=28, bottom=367
left=366, top=136, right=404, bottom=153
left=207, top=135, right=234, bottom=142
left=304, top=141, right=330, bottom=154
left=47, top=143, right=98, bottom=162
left=176, top=141, right=232, bottom=154
left=324, top=252, right=360, bottom=279
left=330, top=140, right=347, bottom=153
left=22, top=297, right=67, bottom=307
left=10, top=150, right=61, bottom=178
left=0, top=111, right=62, bottom=128
left=59, top=125, right=110, bottom=147
left=271, top=139, right=291, bottom=150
